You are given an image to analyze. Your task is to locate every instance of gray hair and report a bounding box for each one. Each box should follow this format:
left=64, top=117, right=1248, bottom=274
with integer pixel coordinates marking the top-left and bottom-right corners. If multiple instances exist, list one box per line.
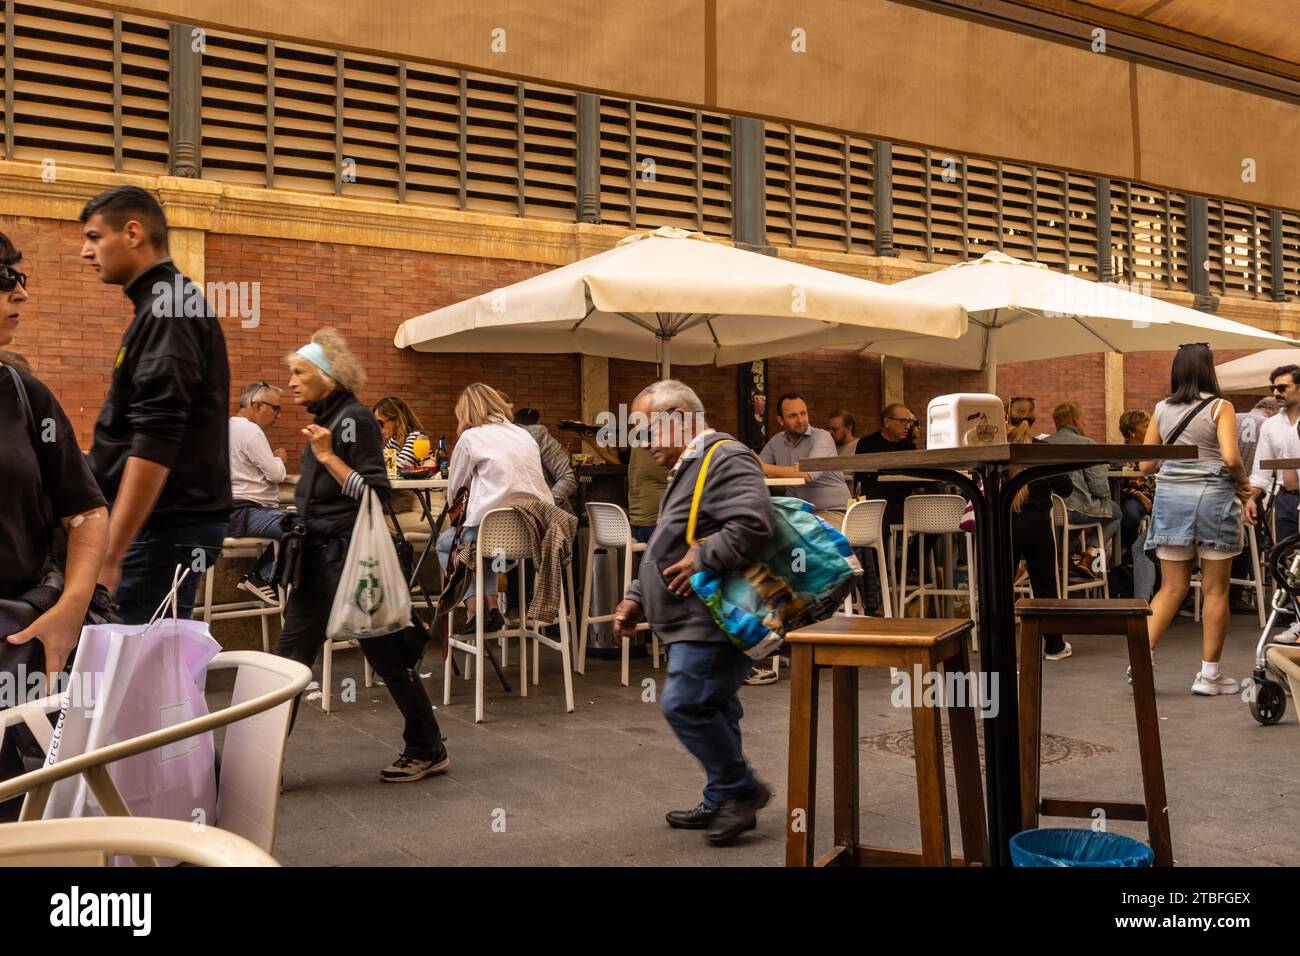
left=1255, top=396, right=1283, bottom=412
left=239, top=381, right=281, bottom=408
left=634, top=379, right=705, bottom=415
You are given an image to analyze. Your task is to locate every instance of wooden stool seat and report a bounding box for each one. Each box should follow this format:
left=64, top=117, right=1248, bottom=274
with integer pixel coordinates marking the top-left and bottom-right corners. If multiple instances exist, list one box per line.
left=785, top=617, right=989, bottom=868
left=1016, top=597, right=1173, bottom=866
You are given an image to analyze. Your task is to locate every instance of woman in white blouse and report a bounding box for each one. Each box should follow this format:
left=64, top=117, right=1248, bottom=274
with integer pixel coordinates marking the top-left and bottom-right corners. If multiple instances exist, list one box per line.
left=436, top=383, right=550, bottom=634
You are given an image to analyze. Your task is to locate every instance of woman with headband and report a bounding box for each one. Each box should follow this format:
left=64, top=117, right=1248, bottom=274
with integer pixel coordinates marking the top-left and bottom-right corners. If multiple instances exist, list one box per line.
left=279, top=328, right=448, bottom=783
left=1139, top=342, right=1253, bottom=696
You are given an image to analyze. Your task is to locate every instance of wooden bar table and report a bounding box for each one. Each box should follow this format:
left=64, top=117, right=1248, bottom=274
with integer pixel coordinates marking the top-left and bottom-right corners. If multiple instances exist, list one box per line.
left=802, top=441, right=1196, bottom=866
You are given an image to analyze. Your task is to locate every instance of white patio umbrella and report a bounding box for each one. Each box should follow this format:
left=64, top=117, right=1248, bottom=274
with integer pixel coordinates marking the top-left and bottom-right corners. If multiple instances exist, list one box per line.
left=394, top=227, right=966, bottom=376
left=876, top=251, right=1300, bottom=391
left=1215, top=349, right=1300, bottom=395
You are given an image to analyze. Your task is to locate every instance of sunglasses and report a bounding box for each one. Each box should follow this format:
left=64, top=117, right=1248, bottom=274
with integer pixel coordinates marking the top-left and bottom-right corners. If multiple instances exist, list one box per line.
left=253, top=400, right=282, bottom=414
left=1009, top=416, right=1036, bottom=426
left=1178, top=342, right=1210, bottom=350
left=1271, top=383, right=1295, bottom=392
left=0, top=265, right=28, bottom=292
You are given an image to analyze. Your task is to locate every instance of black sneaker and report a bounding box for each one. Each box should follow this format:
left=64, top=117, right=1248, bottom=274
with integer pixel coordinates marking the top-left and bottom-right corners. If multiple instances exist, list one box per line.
left=706, top=780, right=771, bottom=846
left=237, top=574, right=279, bottom=606
left=379, top=750, right=450, bottom=783
left=455, top=608, right=504, bottom=635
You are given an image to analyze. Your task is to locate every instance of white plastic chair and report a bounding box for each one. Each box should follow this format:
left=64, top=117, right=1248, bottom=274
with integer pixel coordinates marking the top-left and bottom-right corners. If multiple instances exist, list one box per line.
left=191, top=536, right=285, bottom=653
left=578, top=502, right=660, bottom=686
left=898, top=495, right=977, bottom=632
left=1051, top=494, right=1110, bottom=599
left=0, top=816, right=279, bottom=867
left=443, top=507, right=576, bottom=723
left=841, top=499, right=893, bottom=618
left=1191, top=523, right=1268, bottom=627
left=0, top=650, right=311, bottom=862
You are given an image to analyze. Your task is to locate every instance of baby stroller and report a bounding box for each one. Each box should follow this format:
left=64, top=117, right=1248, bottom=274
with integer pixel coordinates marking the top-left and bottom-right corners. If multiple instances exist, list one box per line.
left=1247, top=521, right=1300, bottom=725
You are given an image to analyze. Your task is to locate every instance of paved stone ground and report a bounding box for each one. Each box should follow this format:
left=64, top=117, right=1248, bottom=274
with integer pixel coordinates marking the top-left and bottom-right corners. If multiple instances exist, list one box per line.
left=205, top=613, right=1300, bottom=867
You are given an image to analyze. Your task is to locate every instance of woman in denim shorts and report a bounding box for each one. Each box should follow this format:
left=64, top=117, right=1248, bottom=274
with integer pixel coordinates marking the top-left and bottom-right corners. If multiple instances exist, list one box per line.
left=1139, top=344, right=1254, bottom=696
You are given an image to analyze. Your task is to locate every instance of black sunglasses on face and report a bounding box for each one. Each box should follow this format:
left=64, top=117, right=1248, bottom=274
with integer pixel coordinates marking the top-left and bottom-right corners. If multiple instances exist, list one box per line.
left=1009, top=416, right=1036, bottom=426
left=254, top=400, right=282, bottom=414
left=1271, top=383, right=1295, bottom=392
left=0, top=265, right=28, bottom=292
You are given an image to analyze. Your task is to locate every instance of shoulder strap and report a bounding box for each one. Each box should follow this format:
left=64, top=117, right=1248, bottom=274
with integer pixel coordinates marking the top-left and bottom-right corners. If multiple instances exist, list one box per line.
left=1161, top=396, right=1217, bottom=446
left=5, top=363, right=38, bottom=442
left=686, top=439, right=734, bottom=545
left=5, top=362, right=55, bottom=544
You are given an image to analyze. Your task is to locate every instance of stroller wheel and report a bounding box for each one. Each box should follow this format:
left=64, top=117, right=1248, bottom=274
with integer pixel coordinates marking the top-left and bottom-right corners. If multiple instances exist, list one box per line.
left=1248, top=679, right=1287, bottom=726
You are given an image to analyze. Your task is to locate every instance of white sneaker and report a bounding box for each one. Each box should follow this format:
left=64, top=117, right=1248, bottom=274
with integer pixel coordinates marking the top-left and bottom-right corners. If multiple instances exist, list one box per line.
left=1126, top=652, right=1155, bottom=687
left=745, top=664, right=778, bottom=686
left=1272, top=621, right=1300, bottom=646
left=1191, top=672, right=1239, bottom=696
left=237, top=575, right=279, bottom=606
left=1044, top=642, right=1073, bottom=661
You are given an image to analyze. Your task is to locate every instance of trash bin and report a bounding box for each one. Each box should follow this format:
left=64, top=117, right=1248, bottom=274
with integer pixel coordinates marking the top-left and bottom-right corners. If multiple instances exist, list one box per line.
left=1009, top=828, right=1154, bottom=867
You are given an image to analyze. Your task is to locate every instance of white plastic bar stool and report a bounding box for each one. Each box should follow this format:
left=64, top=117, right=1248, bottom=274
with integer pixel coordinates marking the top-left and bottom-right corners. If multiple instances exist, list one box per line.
left=577, top=502, right=659, bottom=686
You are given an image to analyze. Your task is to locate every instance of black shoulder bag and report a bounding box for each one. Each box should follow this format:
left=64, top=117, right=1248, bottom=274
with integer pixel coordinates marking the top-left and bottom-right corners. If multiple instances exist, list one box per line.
left=1160, top=396, right=1218, bottom=446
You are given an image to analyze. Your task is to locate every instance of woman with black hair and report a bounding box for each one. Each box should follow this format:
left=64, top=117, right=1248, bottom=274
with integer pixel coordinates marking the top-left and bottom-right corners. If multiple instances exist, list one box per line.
left=0, top=231, right=110, bottom=820
left=1140, top=343, right=1253, bottom=696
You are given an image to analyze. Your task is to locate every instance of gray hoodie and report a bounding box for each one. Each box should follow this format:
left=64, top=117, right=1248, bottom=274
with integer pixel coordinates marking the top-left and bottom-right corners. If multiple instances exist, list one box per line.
left=624, top=433, right=774, bottom=645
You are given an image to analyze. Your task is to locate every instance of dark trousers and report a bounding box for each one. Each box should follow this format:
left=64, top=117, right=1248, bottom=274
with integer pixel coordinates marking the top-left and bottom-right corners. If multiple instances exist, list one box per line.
left=1276, top=489, right=1300, bottom=544
left=660, top=640, right=756, bottom=808
left=1012, top=512, right=1066, bottom=655
left=115, top=521, right=228, bottom=625
left=276, top=540, right=443, bottom=761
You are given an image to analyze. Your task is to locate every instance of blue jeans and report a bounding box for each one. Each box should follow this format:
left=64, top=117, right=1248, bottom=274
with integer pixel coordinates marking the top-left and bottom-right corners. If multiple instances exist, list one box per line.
left=115, top=522, right=228, bottom=625
left=231, top=503, right=285, bottom=584
left=1068, top=501, right=1122, bottom=547
left=631, top=525, right=655, bottom=544
left=436, top=525, right=497, bottom=598
left=1133, top=524, right=1157, bottom=601
left=660, top=640, right=756, bottom=808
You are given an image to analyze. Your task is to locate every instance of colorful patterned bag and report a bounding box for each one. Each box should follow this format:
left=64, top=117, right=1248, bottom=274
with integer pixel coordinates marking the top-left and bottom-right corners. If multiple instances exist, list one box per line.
left=687, top=440, right=862, bottom=659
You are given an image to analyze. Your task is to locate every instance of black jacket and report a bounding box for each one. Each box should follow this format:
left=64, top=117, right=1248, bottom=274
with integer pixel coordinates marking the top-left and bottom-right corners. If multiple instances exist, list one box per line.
left=296, top=389, right=391, bottom=541
left=1015, top=439, right=1075, bottom=520
left=87, top=259, right=231, bottom=529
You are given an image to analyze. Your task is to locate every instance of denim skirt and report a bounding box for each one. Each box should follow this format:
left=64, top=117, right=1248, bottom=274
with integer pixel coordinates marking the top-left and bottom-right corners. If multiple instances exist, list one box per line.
left=1144, top=460, right=1243, bottom=556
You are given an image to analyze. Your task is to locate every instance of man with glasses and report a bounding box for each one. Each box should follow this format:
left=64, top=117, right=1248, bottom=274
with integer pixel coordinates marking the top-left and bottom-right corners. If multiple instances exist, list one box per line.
left=1248, top=364, right=1300, bottom=551
left=228, top=381, right=289, bottom=604
left=852, top=404, right=924, bottom=613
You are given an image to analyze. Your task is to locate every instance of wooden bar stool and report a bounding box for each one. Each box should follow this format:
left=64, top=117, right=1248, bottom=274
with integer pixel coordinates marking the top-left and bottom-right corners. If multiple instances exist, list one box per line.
left=1016, top=598, right=1173, bottom=867
left=785, top=617, right=989, bottom=867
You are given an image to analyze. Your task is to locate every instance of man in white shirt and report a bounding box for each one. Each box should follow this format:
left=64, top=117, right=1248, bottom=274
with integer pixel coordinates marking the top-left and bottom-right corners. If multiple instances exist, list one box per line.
left=1247, top=364, right=1300, bottom=546
left=228, top=381, right=289, bottom=603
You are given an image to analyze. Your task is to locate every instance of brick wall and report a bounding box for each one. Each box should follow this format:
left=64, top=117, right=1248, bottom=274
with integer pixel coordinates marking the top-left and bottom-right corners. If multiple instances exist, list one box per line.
left=15, top=211, right=1260, bottom=458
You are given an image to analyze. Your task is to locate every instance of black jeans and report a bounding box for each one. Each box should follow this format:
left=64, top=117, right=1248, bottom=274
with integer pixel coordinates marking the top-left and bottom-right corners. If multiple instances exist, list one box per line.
left=1012, top=511, right=1066, bottom=655
left=276, top=539, right=443, bottom=761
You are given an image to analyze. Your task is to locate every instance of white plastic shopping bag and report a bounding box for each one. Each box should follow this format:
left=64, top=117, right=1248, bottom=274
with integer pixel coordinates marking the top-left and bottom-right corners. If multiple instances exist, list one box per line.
left=326, top=487, right=411, bottom=640
left=43, top=569, right=220, bottom=855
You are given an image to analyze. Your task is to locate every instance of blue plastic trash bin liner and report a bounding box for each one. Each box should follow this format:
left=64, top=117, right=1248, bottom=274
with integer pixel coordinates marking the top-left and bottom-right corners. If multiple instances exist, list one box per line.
left=1010, top=828, right=1155, bottom=867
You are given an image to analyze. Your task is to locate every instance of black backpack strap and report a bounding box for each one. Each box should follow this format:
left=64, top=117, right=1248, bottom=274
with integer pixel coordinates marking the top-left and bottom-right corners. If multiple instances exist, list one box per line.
left=1160, top=396, right=1217, bottom=446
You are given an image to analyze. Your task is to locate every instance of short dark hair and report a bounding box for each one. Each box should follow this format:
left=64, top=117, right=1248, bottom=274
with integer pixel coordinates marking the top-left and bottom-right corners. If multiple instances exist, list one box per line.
left=1169, top=343, right=1221, bottom=404
left=828, top=409, right=855, bottom=432
left=79, top=185, right=169, bottom=251
left=0, top=231, right=21, bottom=268
left=775, top=392, right=805, bottom=418
left=1269, top=364, right=1300, bottom=386
left=882, top=402, right=907, bottom=423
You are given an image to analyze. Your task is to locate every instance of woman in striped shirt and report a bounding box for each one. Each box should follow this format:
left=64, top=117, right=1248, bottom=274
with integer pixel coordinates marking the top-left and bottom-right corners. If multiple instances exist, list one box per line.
left=374, top=396, right=431, bottom=469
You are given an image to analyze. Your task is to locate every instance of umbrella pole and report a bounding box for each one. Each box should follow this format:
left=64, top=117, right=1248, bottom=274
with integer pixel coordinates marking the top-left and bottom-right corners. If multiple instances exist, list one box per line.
left=659, top=335, right=670, bottom=379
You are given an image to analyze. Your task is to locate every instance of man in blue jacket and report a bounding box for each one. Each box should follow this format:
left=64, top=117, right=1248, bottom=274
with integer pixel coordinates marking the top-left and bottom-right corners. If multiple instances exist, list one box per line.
left=82, top=186, right=231, bottom=623
left=614, top=380, right=775, bottom=846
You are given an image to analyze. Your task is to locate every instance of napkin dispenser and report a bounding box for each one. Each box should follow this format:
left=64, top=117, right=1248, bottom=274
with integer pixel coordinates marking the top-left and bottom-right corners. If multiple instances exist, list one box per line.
left=927, top=393, right=1006, bottom=449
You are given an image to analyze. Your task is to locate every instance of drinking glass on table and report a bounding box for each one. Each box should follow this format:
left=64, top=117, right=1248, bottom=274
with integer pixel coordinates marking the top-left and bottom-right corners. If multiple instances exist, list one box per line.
left=411, top=437, right=431, bottom=464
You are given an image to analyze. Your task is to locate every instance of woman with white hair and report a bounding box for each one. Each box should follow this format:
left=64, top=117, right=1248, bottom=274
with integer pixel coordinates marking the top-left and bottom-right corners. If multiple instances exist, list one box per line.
left=436, top=383, right=550, bottom=634
left=277, top=328, right=447, bottom=783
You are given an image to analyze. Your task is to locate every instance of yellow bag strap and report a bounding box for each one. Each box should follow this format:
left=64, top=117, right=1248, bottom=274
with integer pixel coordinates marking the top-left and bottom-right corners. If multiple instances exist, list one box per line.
left=686, top=439, right=734, bottom=545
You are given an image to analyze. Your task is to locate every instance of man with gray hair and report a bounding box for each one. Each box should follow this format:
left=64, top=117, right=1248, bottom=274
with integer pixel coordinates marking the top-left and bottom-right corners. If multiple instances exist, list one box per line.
left=228, top=380, right=288, bottom=603
left=614, top=379, right=775, bottom=846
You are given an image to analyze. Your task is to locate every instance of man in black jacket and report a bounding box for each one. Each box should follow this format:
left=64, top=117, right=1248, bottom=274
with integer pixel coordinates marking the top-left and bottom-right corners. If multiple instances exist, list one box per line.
left=614, top=380, right=775, bottom=845
left=81, top=186, right=231, bottom=623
